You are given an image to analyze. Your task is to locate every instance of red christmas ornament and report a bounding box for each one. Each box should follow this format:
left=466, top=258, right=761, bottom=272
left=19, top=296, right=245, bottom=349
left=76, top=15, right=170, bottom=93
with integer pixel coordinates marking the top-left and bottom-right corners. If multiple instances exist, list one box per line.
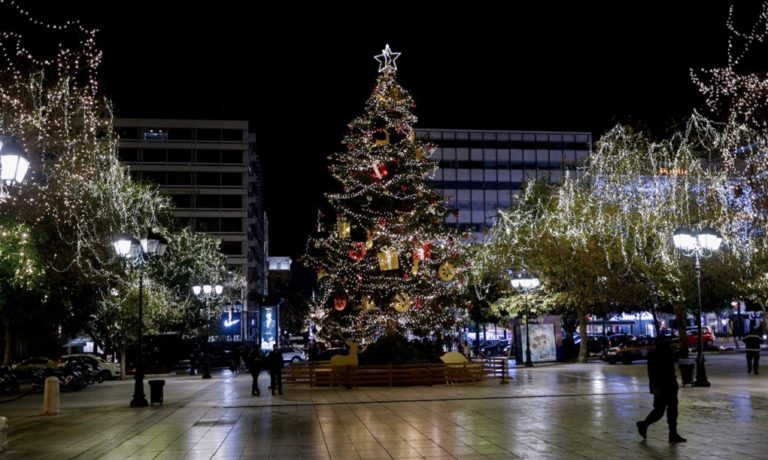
left=370, top=162, right=389, bottom=180
left=333, top=293, right=348, bottom=311
left=347, top=242, right=367, bottom=262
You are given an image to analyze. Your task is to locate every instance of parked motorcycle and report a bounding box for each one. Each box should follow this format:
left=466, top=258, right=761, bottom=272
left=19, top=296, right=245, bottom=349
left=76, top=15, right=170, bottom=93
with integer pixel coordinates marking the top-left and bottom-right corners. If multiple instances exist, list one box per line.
left=0, top=366, right=19, bottom=394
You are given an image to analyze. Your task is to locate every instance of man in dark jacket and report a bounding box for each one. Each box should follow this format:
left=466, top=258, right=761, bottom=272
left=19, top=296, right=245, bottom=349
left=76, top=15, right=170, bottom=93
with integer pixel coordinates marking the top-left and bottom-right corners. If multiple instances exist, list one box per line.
left=247, top=349, right=263, bottom=396
left=267, top=344, right=284, bottom=395
left=636, top=338, right=686, bottom=443
left=743, top=328, right=763, bottom=374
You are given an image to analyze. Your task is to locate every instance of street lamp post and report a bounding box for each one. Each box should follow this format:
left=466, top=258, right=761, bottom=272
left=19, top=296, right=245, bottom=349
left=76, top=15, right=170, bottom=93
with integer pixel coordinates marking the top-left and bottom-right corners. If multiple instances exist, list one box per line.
left=113, top=233, right=168, bottom=407
left=192, top=283, right=223, bottom=379
left=510, top=274, right=540, bottom=368
left=673, top=227, right=722, bottom=388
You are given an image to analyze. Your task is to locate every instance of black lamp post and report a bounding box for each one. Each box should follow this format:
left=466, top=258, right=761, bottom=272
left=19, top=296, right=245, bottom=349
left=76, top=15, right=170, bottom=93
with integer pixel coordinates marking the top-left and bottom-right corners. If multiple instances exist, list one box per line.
left=510, top=273, right=540, bottom=368
left=673, top=227, right=722, bottom=388
left=192, top=283, right=223, bottom=379
left=113, top=233, right=167, bottom=407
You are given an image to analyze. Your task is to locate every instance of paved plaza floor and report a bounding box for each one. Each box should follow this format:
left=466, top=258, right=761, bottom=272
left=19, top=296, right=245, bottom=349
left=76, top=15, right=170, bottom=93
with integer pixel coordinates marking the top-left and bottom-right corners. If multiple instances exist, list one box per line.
left=0, top=353, right=764, bottom=459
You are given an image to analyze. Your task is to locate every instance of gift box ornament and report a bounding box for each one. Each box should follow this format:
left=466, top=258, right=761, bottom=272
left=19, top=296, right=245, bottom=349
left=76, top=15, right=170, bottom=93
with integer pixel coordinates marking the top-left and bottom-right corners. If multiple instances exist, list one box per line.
left=337, top=218, right=351, bottom=239
left=377, top=247, right=399, bottom=271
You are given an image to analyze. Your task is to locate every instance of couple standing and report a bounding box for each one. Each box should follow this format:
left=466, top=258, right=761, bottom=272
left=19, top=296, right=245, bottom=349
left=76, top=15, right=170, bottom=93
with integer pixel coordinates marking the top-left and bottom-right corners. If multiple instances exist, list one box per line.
left=248, top=344, right=284, bottom=396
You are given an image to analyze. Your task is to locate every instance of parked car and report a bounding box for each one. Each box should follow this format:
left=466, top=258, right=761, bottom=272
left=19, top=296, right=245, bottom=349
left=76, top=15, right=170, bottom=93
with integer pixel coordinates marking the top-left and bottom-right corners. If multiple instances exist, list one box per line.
left=601, top=336, right=682, bottom=364
left=685, top=326, right=716, bottom=349
left=586, top=336, right=611, bottom=355
left=11, top=357, right=57, bottom=379
left=61, top=354, right=121, bottom=380
left=279, top=346, right=307, bottom=364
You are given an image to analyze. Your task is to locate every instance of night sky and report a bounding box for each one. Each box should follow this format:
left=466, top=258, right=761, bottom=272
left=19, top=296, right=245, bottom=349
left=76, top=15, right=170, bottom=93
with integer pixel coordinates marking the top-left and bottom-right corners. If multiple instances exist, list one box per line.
left=3, top=2, right=759, bottom=257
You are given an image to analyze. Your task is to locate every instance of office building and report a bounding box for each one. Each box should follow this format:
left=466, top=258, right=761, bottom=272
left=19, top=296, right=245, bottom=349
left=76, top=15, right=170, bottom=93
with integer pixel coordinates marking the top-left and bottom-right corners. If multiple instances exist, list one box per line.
left=416, top=129, right=592, bottom=232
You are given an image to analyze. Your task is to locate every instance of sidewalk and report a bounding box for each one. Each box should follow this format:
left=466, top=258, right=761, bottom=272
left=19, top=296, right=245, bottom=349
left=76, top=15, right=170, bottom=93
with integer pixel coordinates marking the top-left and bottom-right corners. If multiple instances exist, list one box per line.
left=0, top=353, right=765, bottom=459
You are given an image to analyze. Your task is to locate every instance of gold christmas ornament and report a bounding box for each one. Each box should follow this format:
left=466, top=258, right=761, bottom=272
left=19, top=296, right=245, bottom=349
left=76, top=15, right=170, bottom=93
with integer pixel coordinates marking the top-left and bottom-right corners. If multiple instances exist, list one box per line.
left=374, top=129, right=390, bottom=146
left=438, top=262, right=456, bottom=281
left=391, top=292, right=411, bottom=312
left=361, top=296, right=376, bottom=310
left=338, top=218, right=351, bottom=239
left=411, top=258, right=420, bottom=275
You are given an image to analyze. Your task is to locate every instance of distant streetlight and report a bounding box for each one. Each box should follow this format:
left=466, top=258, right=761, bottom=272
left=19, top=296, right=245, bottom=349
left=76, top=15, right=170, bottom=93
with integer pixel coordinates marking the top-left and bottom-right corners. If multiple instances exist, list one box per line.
left=113, top=232, right=168, bottom=407
left=510, top=273, right=541, bottom=368
left=192, top=283, right=223, bottom=379
left=673, top=227, right=722, bottom=387
left=0, top=139, right=30, bottom=186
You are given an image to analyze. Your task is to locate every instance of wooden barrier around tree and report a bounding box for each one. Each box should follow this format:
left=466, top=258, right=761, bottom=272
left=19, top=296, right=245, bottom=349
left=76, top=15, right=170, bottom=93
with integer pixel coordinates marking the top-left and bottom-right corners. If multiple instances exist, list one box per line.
left=282, top=360, right=491, bottom=388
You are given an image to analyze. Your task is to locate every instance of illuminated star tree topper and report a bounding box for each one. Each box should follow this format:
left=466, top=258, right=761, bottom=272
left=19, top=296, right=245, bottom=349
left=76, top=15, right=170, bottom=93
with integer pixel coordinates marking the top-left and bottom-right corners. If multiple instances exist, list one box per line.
left=374, top=44, right=401, bottom=73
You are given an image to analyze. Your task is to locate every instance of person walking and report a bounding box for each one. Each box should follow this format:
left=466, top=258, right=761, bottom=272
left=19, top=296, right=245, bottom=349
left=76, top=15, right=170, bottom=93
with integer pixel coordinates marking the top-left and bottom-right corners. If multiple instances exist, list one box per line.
left=636, top=338, right=686, bottom=443
left=267, top=344, right=284, bottom=395
left=247, top=348, right=263, bottom=396
left=743, top=327, right=763, bottom=374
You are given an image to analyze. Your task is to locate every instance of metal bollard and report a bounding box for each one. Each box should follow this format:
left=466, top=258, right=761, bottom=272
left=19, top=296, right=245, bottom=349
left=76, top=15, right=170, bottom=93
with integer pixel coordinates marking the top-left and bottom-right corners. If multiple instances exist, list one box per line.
left=41, top=376, right=60, bottom=415
left=501, top=358, right=510, bottom=384
left=0, top=416, right=7, bottom=451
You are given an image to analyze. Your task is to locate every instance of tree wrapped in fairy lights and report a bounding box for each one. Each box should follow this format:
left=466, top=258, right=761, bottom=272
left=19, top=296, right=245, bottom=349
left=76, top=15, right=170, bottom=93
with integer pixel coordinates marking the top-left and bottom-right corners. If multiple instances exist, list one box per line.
left=305, top=45, right=466, bottom=342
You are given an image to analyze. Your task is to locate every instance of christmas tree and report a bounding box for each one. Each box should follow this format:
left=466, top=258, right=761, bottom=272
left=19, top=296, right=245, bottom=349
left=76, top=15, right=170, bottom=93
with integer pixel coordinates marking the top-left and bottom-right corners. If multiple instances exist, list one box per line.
left=305, top=45, right=465, bottom=342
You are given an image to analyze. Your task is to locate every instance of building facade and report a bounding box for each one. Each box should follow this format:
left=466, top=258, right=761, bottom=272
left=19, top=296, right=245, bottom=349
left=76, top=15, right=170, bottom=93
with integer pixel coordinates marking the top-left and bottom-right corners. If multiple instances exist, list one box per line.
left=416, top=129, right=592, bottom=232
left=115, top=120, right=268, bottom=342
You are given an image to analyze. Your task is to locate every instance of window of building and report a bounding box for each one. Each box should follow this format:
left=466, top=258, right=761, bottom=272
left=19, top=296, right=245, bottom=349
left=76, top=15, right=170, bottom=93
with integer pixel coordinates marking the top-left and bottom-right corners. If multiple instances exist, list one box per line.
left=523, top=149, right=536, bottom=164
left=197, top=129, right=220, bottom=141
left=170, top=194, right=192, bottom=208
left=196, top=172, right=220, bottom=186
left=142, top=171, right=165, bottom=185
left=536, top=149, right=550, bottom=163
left=196, top=195, right=219, bottom=208
left=117, top=127, right=139, bottom=139
left=143, top=129, right=168, bottom=141
left=118, top=148, right=138, bottom=162
left=196, top=218, right=219, bottom=232
left=197, top=150, right=220, bottom=163
left=221, top=150, right=242, bottom=163
left=221, top=129, right=243, bottom=141
left=142, top=148, right=166, bottom=162
left=221, top=241, right=243, bottom=255
left=221, top=173, right=243, bottom=186
left=174, top=216, right=191, bottom=228
left=168, top=149, right=192, bottom=163
left=167, top=172, right=192, bottom=186
left=168, top=128, right=193, bottom=141
left=221, top=195, right=242, bottom=208
left=220, top=218, right=242, bottom=232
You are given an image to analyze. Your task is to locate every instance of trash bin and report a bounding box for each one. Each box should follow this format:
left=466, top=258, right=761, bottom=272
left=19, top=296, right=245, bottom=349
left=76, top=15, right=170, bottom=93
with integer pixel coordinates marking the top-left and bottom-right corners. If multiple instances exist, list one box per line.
left=679, top=362, right=694, bottom=387
left=148, top=379, right=165, bottom=405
